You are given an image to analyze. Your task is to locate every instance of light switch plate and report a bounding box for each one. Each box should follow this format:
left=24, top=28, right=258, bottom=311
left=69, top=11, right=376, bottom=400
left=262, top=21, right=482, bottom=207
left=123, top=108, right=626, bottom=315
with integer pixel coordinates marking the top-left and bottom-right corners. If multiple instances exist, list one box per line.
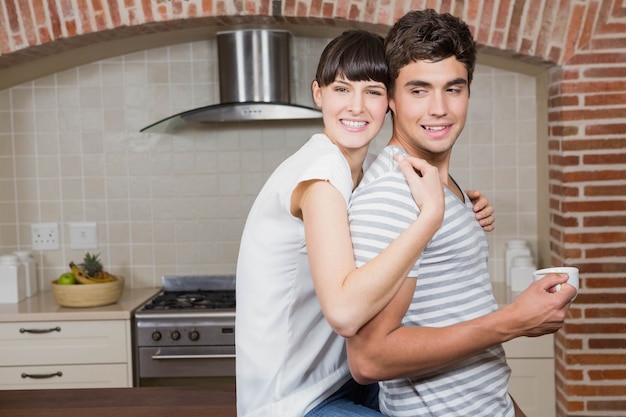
left=69, top=222, right=98, bottom=249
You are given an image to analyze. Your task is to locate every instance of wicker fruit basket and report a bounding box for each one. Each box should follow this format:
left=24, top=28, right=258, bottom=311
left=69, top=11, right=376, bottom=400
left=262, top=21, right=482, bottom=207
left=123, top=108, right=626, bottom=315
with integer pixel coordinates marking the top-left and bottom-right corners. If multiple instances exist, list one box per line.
left=51, top=276, right=125, bottom=308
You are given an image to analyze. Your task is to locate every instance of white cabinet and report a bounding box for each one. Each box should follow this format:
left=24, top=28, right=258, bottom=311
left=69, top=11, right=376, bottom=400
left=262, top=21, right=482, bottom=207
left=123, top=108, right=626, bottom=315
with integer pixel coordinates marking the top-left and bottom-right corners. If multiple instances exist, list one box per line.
left=504, top=334, right=555, bottom=417
left=0, top=319, right=132, bottom=389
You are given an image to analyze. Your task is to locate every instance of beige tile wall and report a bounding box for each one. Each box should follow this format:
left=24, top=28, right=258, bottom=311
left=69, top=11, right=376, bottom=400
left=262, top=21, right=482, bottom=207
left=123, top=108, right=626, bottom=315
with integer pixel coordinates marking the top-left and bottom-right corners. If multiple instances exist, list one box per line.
left=0, top=36, right=537, bottom=291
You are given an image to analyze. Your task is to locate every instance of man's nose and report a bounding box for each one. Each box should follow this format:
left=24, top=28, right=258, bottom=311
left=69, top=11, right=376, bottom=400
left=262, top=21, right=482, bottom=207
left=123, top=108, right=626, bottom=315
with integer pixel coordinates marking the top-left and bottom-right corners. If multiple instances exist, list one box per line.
left=429, top=92, right=448, bottom=116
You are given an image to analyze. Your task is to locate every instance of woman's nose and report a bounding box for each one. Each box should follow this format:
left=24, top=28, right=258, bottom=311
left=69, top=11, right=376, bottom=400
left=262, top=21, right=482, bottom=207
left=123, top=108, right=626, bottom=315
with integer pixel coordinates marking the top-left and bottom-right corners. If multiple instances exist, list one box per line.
left=348, top=94, right=364, bottom=113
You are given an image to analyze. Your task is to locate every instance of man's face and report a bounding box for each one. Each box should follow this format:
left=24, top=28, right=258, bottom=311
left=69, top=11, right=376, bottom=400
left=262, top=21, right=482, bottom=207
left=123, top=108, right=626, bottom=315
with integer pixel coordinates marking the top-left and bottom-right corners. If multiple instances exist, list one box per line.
left=388, top=57, right=469, bottom=163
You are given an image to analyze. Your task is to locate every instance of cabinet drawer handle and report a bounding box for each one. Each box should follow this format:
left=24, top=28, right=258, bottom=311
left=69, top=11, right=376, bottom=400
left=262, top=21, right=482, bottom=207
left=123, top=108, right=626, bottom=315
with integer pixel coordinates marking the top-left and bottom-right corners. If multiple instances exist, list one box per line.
left=21, top=371, right=63, bottom=379
left=152, top=353, right=236, bottom=360
left=19, top=326, right=61, bottom=334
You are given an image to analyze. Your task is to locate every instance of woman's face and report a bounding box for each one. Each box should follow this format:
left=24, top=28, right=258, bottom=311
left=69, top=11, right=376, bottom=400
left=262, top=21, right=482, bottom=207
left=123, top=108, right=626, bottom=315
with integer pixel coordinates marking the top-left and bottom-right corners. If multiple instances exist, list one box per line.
left=312, top=75, right=388, bottom=154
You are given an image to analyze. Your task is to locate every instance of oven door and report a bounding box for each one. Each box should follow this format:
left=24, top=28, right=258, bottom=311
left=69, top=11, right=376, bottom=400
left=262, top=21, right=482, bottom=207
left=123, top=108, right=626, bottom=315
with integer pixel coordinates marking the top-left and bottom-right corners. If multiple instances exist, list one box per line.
left=137, top=345, right=235, bottom=387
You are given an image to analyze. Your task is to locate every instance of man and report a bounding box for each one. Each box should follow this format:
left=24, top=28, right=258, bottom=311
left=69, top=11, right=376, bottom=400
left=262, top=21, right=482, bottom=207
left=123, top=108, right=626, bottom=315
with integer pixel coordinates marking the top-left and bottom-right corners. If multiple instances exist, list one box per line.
left=346, top=9, right=575, bottom=417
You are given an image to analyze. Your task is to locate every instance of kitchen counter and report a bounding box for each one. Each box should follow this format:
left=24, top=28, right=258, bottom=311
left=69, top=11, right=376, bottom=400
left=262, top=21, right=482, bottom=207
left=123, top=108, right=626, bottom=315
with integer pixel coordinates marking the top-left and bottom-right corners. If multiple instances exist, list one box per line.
left=0, top=287, right=161, bottom=322
left=0, top=287, right=162, bottom=390
left=491, top=281, right=557, bottom=417
left=0, top=385, right=236, bottom=417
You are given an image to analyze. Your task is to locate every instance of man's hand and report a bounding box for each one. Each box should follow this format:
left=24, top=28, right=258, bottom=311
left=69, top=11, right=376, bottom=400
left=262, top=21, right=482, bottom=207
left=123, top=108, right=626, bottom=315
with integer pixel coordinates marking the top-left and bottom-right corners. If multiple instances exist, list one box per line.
left=466, top=189, right=495, bottom=232
left=505, top=273, right=575, bottom=338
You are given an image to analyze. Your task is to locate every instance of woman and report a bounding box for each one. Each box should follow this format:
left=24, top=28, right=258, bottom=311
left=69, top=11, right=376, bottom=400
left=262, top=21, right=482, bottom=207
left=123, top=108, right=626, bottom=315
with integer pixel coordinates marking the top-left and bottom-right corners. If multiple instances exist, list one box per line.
left=235, top=30, right=494, bottom=417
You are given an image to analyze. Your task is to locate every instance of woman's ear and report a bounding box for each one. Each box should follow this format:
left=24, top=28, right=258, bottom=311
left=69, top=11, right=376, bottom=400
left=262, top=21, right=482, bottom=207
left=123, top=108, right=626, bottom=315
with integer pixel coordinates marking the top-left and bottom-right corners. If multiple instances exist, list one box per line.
left=311, top=80, right=322, bottom=108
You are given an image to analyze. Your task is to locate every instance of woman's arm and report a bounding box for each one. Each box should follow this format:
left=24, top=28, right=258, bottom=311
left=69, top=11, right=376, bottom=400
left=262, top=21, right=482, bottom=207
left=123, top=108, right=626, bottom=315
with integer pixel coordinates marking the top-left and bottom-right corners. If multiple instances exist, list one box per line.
left=296, top=156, right=445, bottom=337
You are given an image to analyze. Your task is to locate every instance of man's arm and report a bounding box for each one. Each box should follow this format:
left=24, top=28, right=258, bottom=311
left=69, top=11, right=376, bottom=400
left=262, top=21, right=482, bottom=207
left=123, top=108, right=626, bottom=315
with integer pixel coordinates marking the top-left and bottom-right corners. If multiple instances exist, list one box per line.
left=346, top=273, right=574, bottom=384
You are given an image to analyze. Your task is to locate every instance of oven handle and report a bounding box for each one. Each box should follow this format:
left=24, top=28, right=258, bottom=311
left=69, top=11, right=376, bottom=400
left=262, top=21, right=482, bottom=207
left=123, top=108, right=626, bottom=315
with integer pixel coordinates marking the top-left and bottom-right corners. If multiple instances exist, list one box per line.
left=151, top=353, right=236, bottom=360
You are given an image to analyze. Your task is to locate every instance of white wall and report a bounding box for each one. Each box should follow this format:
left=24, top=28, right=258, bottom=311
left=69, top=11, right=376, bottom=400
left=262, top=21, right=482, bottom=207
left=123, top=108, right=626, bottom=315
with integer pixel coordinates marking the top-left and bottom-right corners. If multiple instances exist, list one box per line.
left=0, top=36, right=537, bottom=290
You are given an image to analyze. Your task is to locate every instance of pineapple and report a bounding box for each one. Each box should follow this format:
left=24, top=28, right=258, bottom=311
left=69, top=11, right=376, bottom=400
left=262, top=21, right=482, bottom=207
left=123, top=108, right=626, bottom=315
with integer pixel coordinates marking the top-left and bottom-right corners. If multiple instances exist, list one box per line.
left=69, top=252, right=117, bottom=284
left=80, top=252, right=103, bottom=278
left=76, top=252, right=117, bottom=283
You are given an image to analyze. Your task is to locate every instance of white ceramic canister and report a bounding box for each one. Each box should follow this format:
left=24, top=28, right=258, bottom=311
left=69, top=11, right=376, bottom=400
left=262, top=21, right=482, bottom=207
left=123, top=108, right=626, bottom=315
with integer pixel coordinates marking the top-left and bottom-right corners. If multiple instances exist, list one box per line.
left=505, top=239, right=531, bottom=287
left=510, top=255, right=536, bottom=293
left=0, top=254, right=26, bottom=304
left=14, top=251, right=38, bottom=297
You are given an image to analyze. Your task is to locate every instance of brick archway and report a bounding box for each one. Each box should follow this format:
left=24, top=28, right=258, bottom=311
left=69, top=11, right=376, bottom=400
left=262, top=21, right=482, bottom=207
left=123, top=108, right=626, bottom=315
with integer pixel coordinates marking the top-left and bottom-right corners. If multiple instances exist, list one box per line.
left=0, top=1, right=597, bottom=68
left=2, top=1, right=625, bottom=416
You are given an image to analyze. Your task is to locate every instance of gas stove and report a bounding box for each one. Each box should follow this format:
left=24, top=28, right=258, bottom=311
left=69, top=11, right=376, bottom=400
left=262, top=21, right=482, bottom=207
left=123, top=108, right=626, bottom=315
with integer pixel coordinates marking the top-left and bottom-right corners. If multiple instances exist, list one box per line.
left=133, top=275, right=236, bottom=386
left=139, top=290, right=236, bottom=311
left=136, top=275, right=236, bottom=314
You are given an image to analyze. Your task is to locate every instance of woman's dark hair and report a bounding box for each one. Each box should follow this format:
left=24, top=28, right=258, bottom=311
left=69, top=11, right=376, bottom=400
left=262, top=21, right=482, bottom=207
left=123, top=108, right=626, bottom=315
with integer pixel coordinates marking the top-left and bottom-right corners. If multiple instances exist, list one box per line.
left=385, top=9, right=477, bottom=93
left=315, top=30, right=389, bottom=89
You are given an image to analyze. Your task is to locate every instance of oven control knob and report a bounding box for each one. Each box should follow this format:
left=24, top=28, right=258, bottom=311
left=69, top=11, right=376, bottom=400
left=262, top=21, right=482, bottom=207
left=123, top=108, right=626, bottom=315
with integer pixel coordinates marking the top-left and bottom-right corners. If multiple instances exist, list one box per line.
left=151, top=331, right=162, bottom=341
left=171, top=330, right=181, bottom=341
left=189, top=330, right=200, bottom=341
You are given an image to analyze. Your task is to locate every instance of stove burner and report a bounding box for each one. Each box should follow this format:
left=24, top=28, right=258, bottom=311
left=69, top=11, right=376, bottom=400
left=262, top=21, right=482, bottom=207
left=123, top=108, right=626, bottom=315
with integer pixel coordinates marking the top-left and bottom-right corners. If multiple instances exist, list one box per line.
left=143, top=290, right=236, bottom=311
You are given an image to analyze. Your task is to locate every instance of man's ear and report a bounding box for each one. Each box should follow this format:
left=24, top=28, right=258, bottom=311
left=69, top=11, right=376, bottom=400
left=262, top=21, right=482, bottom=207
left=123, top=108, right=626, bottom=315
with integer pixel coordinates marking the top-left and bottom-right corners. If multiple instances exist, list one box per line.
left=311, top=80, right=322, bottom=108
left=388, top=96, right=397, bottom=115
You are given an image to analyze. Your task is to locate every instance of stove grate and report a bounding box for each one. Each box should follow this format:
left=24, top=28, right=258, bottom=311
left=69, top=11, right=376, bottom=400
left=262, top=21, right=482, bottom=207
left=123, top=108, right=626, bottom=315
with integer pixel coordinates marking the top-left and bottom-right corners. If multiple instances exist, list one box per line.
left=142, top=290, right=236, bottom=310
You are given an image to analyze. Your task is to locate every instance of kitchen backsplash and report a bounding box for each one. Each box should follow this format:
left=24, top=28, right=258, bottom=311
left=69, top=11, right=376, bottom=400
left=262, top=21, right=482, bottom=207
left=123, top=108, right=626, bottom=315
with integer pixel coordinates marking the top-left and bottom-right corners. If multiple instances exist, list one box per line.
left=0, top=36, right=537, bottom=290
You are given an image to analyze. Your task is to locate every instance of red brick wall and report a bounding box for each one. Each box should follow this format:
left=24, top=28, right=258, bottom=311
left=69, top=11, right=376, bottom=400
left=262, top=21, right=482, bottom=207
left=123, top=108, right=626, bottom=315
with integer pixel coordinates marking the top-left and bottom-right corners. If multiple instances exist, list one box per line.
left=1, top=1, right=625, bottom=415
left=544, top=2, right=626, bottom=414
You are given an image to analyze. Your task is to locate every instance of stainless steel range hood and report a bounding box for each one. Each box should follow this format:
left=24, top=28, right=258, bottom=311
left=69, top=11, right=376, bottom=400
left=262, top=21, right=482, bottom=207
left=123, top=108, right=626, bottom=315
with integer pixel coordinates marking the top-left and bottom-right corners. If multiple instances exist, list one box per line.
left=140, top=29, right=322, bottom=133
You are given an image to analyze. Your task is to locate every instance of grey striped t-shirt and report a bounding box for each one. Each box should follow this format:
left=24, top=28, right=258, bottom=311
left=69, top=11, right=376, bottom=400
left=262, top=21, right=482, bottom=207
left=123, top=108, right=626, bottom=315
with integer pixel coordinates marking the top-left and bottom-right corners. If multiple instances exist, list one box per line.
left=348, top=146, right=513, bottom=417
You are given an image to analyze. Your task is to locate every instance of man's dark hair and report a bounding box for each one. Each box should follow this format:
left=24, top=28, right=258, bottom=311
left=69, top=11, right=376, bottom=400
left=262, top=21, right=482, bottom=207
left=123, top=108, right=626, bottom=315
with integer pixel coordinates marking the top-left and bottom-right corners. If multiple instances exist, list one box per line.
left=315, top=30, right=389, bottom=89
left=385, top=9, right=477, bottom=94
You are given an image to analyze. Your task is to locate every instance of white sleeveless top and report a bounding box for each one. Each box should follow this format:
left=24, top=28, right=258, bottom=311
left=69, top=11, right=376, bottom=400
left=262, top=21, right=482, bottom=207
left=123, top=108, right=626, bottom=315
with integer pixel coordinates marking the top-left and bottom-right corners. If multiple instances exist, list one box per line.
left=236, top=134, right=354, bottom=417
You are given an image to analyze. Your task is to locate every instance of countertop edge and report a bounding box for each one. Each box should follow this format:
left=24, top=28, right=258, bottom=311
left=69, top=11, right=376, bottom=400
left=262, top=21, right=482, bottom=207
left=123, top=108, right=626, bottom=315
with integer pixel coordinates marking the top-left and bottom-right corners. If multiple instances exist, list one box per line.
left=0, top=287, right=161, bottom=322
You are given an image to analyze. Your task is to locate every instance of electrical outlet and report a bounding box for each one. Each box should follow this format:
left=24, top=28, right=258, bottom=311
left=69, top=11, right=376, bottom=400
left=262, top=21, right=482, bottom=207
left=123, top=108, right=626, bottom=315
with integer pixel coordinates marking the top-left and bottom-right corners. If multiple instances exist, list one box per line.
left=69, top=222, right=98, bottom=249
left=31, top=223, right=60, bottom=250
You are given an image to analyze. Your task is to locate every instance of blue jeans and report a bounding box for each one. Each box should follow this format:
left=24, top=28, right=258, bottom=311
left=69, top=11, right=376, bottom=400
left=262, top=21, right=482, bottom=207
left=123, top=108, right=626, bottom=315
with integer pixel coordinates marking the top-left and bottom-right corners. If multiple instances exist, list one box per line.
left=304, top=378, right=383, bottom=416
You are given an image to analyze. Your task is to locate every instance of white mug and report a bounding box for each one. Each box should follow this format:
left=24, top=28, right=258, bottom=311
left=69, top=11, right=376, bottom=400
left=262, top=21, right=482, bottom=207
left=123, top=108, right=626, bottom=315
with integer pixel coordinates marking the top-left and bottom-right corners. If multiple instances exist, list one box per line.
left=533, top=267, right=579, bottom=300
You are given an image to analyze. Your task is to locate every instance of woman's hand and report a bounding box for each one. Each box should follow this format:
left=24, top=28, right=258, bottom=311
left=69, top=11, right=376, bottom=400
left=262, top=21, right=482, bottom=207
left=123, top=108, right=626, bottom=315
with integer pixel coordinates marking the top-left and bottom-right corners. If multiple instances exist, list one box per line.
left=394, top=155, right=445, bottom=226
left=465, top=189, right=495, bottom=232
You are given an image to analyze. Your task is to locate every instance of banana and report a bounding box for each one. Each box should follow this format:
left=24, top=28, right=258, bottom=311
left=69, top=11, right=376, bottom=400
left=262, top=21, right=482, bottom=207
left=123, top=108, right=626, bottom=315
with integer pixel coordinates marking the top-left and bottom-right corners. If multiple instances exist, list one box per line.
left=92, top=270, right=117, bottom=283
left=69, top=262, right=96, bottom=284
left=69, top=261, right=118, bottom=284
